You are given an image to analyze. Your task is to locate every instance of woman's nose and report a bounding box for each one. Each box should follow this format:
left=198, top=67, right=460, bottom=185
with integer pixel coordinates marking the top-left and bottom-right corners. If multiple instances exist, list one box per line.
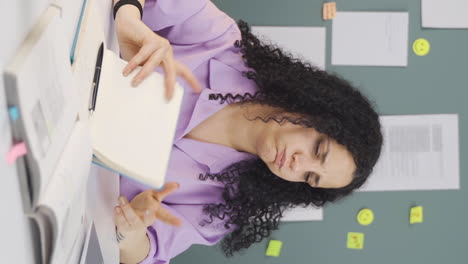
left=290, top=153, right=319, bottom=173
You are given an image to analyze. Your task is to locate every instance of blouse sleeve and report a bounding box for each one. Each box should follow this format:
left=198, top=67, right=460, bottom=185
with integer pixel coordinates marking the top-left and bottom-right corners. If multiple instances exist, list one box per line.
left=137, top=203, right=232, bottom=264
left=142, top=0, right=237, bottom=45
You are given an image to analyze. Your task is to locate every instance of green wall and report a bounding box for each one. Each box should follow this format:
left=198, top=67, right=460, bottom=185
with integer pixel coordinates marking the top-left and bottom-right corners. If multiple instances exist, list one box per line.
left=173, top=1, right=468, bottom=263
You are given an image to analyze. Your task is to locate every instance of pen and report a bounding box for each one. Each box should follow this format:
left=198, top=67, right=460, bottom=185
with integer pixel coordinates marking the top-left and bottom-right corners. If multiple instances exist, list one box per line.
left=89, top=42, right=104, bottom=113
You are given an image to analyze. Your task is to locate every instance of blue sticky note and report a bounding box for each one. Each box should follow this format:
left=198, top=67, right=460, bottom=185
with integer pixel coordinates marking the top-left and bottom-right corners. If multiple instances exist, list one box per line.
left=8, top=106, right=19, bottom=121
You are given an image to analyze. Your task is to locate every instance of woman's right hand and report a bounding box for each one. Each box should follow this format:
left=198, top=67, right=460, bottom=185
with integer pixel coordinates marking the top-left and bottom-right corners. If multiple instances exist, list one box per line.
left=114, top=9, right=202, bottom=100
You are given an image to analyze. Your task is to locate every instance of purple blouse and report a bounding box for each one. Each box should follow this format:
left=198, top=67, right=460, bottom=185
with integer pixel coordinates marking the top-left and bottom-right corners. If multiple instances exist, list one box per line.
left=119, top=1, right=258, bottom=263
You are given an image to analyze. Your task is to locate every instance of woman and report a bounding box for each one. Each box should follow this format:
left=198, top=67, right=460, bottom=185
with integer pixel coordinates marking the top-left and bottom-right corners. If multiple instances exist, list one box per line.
left=112, top=0, right=383, bottom=263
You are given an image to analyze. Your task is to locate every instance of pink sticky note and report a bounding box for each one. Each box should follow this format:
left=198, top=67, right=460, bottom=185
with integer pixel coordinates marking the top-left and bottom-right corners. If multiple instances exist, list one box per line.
left=7, top=142, right=27, bottom=165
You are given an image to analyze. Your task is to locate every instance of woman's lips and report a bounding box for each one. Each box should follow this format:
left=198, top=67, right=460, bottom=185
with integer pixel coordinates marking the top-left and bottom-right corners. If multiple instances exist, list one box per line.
left=279, top=150, right=286, bottom=169
left=276, top=149, right=285, bottom=169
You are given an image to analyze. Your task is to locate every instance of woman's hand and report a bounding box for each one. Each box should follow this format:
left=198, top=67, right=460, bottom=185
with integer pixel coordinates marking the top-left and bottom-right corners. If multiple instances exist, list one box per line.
left=114, top=182, right=182, bottom=261
left=114, top=11, right=202, bottom=100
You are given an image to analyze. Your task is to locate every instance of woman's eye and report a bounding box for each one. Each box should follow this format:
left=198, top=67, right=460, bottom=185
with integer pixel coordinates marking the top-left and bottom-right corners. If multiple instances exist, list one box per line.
left=315, top=140, right=321, bottom=156
left=305, top=173, right=311, bottom=183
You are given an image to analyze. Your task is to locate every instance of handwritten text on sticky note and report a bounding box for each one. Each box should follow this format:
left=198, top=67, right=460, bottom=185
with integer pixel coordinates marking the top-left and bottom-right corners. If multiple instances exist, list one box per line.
left=347, top=232, right=364, bottom=250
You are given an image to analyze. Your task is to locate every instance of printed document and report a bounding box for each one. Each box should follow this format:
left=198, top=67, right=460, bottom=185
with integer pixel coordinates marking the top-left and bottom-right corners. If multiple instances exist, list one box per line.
left=359, top=114, right=459, bottom=192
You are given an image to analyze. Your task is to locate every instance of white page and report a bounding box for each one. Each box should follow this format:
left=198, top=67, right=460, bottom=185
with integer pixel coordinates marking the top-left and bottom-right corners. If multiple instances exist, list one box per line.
left=250, top=26, right=325, bottom=221
left=422, top=0, right=468, bottom=28
left=90, top=50, right=183, bottom=189
left=53, top=0, right=86, bottom=52
left=359, top=114, right=459, bottom=192
left=252, top=26, right=326, bottom=69
left=332, top=12, right=409, bottom=66
left=87, top=164, right=120, bottom=264
left=4, top=5, right=80, bottom=205
left=70, top=0, right=106, bottom=120
left=38, top=121, right=92, bottom=264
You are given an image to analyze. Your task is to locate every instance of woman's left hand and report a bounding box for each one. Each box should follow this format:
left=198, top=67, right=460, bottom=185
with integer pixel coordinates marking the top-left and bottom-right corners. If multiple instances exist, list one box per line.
left=114, top=182, right=183, bottom=250
left=114, top=196, right=154, bottom=251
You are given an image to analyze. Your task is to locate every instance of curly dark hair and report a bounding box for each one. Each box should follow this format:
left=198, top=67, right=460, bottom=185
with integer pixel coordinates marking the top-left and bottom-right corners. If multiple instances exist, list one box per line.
left=198, top=20, right=383, bottom=257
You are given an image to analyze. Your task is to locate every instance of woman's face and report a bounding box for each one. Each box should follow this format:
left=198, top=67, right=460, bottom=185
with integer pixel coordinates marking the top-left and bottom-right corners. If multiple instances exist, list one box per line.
left=255, top=117, right=356, bottom=189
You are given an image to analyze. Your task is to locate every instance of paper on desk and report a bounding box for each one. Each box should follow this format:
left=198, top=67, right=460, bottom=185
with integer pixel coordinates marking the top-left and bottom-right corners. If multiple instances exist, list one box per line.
left=422, top=0, right=468, bottom=28
left=332, top=12, right=409, bottom=66
left=252, top=26, right=326, bottom=69
left=359, top=114, right=459, bottom=192
left=70, top=0, right=106, bottom=121
left=38, top=120, right=92, bottom=264
left=87, top=164, right=120, bottom=264
left=53, top=0, right=87, bottom=53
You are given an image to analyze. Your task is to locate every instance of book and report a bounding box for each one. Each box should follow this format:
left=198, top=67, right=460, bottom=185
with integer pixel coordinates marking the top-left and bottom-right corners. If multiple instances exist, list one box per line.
left=88, top=43, right=184, bottom=189
left=4, top=2, right=184, bottom=263
left=68, top=0, right=184, bottom=190
left=3, top=5, right=88, bottom=264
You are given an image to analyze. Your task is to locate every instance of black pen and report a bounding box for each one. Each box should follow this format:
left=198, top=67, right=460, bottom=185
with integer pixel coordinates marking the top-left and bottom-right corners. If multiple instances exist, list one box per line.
left=89, top=42, right=104, bottom=113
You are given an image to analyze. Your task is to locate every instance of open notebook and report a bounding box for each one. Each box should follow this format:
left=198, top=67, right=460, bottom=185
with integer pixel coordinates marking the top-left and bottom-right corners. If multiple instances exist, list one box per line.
left=89, top=43, right=184, bottom=189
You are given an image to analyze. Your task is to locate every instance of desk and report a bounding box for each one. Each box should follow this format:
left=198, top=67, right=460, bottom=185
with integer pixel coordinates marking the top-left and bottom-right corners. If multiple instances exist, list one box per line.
left=0, top=0, right=120, bottom=262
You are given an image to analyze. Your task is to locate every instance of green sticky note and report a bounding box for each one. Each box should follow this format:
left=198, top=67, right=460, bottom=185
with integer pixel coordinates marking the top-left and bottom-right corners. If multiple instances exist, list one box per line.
left=347, top=232, right=364, bottom=250
left=410, top=206, right=423, bottom=224
left=266, top=240, right=282, bottom=257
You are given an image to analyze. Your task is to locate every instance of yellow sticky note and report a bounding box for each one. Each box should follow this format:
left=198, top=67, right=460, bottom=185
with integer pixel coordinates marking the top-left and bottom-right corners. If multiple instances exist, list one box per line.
left=347, top=232, right=364, bottom=250
left=266, top=240, right=282, bottom=257
left=410, top=206, right=423, bottom=224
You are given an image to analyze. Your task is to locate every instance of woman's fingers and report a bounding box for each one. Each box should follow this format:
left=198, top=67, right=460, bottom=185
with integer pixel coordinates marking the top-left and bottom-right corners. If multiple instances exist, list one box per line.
left=154, top=206, right=183, bottom=227
left=162, top=55, right=177, bottom=101
left=123, top=44, right=156, bottom=77
left=120, top=197, right=141, bottom=226
left=114, top=207, right=132, bottom=233
left=133, top=48, right=167, bottom=87
left=152, top=182, right=180, bottom=202
left=176, top=62, right=202, bottom=93
left=142, top=209, right=155, bottom=226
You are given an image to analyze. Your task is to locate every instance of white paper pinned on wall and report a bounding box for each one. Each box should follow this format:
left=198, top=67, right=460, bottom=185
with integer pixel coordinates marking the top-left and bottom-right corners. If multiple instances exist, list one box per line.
left=359, top=114, right=460, bottom=192
left=422, top=0, right=468, bottom=28
left=252, top=26, right=326, bottom=69
left=331, top=12, right=409, bottom=67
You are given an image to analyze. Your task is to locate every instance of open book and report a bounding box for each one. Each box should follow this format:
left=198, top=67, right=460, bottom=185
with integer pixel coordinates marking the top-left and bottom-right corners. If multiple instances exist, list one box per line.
left=89, top=43, right=183, bottom=189
left=4, top=5, right=87, bottom=264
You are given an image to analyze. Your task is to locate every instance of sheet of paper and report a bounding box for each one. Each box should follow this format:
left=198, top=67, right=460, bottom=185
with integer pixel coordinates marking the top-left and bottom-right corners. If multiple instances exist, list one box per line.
left=37, top=120, right=92, bottom=264
left=359, top=114, right=459, bottom=192
left=70, top=0, right=106, bottom=120
left=332, top=12, right=409, bottom=66
left=53, top=0, right=87, bottom=56
left=252, top=26, right=326, bottom=69
left=6, top=5, right=80, bottom=203
left=87, top=164, right=120, bottom=264
left=422, top=0, right=468, bottom=28
left=281, top=206, right=323, bottom=222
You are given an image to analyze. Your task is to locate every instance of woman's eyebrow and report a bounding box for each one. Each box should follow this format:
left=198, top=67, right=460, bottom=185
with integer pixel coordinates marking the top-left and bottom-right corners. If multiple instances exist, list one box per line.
left=321, top=137, right=330, bottom=165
